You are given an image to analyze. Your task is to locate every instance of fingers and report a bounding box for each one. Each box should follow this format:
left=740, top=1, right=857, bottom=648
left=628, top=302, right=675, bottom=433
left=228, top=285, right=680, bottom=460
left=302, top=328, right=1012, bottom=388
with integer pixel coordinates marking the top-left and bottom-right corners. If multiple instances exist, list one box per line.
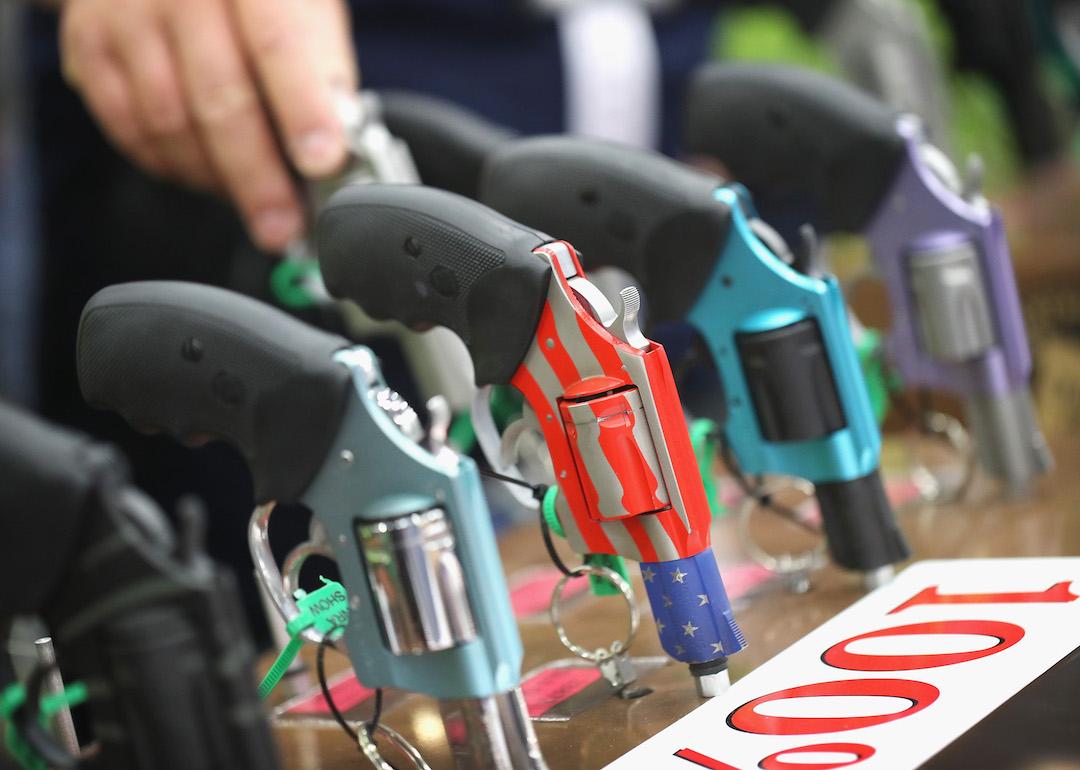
left=233, top=0, right=350, bottom=177
left=112, top=17, right=219, bottom=191
left=169, top=0, right=302, bottom=250
left=305, top=0, right=360, bottom=93
left=60, top=6, right=166, bottom=175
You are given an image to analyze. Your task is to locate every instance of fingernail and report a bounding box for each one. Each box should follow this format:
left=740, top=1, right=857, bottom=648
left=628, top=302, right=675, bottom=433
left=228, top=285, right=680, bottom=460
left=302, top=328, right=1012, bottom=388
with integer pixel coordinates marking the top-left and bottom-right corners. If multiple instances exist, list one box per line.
left=253, top=206, right=302, bottom=250
left=294, top=128, right=344, bottom=176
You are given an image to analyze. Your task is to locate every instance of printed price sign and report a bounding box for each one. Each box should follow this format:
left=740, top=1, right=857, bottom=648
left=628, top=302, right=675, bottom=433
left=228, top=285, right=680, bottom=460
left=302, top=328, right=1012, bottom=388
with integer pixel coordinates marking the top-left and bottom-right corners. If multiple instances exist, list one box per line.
left=606, top=558, right=1080, bottom=770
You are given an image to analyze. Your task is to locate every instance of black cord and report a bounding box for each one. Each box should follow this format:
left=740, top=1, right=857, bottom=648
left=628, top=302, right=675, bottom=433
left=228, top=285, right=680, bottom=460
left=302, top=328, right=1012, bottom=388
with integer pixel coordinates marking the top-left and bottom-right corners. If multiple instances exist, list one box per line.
left=478, top=468, right=547, bottom=502
left=478, top=469, right=579, bottom=578
left=715, top=431, right=819, bottom=537
left=315, top=623, right=384, bottom=752
left=538, top=506, right=575, bottom=577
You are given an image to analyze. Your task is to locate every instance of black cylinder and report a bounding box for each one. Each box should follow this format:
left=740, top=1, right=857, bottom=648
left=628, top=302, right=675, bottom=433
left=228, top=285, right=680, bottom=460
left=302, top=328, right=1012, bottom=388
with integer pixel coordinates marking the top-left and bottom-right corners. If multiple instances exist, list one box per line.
left=736, top=318, right=846, bottom=442
left=815, top=469, right=910, bottom=571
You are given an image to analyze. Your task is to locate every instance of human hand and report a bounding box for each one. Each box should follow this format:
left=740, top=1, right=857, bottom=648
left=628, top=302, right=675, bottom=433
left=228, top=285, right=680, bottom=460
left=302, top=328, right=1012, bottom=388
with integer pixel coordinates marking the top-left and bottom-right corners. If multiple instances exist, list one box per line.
left=60, top=0, right=357, bottom=250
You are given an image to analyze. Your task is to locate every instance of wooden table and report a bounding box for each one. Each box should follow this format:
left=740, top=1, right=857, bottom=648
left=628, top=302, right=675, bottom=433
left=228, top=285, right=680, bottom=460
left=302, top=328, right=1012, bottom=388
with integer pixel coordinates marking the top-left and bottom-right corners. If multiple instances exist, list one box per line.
left=271, top=436, right=1080, bottom=769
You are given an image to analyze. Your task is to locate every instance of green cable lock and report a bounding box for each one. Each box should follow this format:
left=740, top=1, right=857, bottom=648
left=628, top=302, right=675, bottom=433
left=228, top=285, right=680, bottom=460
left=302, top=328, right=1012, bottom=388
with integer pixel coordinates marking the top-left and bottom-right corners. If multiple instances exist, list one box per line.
left=689, top=418, right=725, bottom=518
left=258, top=576, right=348, bottom=700
left=2, top=681, right=88, bottom=770
left=541, top=487, right=628, bottom=597
left=269, top=259, right=322, bottom=309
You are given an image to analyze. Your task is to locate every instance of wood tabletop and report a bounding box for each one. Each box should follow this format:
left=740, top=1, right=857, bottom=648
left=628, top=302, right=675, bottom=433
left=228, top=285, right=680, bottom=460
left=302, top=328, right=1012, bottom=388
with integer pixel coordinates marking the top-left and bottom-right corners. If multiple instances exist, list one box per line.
left=269, top=435, right=1080, bottom=770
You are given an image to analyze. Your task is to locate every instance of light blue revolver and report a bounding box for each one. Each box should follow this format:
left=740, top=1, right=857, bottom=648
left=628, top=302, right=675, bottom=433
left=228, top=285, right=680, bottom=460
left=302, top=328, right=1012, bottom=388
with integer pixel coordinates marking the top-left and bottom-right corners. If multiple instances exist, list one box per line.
left=481, top=136, right=909, bottom=584
left=76, top=280, right=546, bottom=770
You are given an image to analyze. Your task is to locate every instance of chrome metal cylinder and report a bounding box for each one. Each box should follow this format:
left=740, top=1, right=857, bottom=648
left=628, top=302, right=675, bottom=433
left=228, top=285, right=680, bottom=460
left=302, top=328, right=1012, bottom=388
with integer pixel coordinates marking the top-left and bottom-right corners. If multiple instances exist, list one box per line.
left=908, top=236, right=995, bottom=363
left=33, top=637, right=80, bottom=756
left=439, top=689, right=548, bottom=770
left=357, top=508, right=477, bottom=655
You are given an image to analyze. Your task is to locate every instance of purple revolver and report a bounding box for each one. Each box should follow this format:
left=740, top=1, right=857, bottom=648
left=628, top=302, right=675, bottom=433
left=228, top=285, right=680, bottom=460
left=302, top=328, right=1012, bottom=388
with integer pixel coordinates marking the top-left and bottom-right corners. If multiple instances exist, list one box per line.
left=685, top=63, right=1052, bottom=495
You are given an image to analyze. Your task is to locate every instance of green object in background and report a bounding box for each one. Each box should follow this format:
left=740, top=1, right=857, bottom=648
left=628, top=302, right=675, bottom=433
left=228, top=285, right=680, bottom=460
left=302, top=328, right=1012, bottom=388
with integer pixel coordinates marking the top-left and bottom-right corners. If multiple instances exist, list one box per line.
left=718, top=1, right=1020, bottom=194
left=690, top=418, right=725, bottom=518
left=717, top=6, right=837, bottom=72
left=270, top=259, right=322, bottom=309
left=490, top=385, right=524, bottom=428
left=449, top=411, right=477, bottom=453
left=855, top=328, right=891, bottom=426
left=2, top=681, right=88, bottom=770
left=584, top=553, right=630, bottom=597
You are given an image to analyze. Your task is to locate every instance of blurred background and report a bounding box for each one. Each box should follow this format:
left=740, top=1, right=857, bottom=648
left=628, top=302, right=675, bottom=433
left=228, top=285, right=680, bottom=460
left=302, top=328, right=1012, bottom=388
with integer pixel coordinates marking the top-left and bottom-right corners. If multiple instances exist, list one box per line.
left=2, top=0, right=1080, bottom=644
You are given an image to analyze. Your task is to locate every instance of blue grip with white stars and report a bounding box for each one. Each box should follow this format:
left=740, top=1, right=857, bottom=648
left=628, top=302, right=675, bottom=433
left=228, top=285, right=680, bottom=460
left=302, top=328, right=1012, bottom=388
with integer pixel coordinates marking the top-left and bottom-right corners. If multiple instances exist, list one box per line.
left=640, top=550, right=746, bottom=664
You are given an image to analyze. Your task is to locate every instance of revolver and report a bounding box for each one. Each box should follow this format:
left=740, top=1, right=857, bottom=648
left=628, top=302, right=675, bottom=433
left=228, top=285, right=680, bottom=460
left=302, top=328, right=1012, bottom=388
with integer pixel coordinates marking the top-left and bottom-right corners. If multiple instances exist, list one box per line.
left=685, top=63, right=1053, bottom=496
left=279, top=90, right=478, bottom=415
left=0, top=401, right=279, bottom=770
left=317, top=183, right=747, bottom=696
left=480, top=136, right=909, bottom=586
left=76, top=281, right=545, bottom=770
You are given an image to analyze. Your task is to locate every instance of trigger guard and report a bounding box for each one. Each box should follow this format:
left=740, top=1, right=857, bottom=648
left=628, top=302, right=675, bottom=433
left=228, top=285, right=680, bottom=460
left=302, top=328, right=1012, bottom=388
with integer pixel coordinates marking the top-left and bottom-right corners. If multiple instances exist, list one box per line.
left=249, top=503, right=324, bottom=645
left=472, top=386, right=540, bottom=510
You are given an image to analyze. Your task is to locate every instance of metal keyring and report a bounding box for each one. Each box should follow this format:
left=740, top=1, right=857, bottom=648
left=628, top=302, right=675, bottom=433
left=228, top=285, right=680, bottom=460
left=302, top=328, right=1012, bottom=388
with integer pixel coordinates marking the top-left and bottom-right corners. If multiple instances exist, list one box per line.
left=904, top=411, right=976, bottom=505
left=358, top=723, right=433, bottom=770
left=736, top=476, right=828, bottom=582
left=549, top=565, right=639, bottom=662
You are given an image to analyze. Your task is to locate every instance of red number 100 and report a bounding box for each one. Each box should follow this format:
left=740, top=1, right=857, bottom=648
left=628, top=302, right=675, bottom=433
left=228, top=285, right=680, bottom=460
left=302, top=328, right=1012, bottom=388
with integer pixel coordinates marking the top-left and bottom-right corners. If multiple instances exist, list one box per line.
left=675, top=580, right=1078, bottom=770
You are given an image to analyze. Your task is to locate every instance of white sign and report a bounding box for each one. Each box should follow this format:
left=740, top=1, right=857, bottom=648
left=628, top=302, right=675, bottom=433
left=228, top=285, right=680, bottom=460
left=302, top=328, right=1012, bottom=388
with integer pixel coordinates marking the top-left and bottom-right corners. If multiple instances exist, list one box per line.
left=606, top=558, right=1080, bottom=770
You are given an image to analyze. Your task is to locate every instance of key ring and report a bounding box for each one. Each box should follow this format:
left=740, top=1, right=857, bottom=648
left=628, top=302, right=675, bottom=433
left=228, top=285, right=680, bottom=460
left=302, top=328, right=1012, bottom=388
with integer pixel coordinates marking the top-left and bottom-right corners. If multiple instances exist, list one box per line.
left=904, top=410, right=976, bottom=504
left=549, top=565, right=638, bottom=662
left=358, top=722, right=433, bottom=770
left=736, top=476, right=828, bottom=588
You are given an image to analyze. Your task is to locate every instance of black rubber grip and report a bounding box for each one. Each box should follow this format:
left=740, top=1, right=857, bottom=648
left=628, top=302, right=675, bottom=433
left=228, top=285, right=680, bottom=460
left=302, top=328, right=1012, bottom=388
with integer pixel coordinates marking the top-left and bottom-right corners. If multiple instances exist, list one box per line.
left=76, top=282, right=352, bottom=504
left=685, top=63, right=908, bottom=233
left=0, top=402, right=123, bottom=615
left=317, top=183, right=552, bottom=386
left=380, top=90, right=516, bottom=199
left=481, top=136, right=730, bottom=323
left=816, top=470, right=910, bottom=571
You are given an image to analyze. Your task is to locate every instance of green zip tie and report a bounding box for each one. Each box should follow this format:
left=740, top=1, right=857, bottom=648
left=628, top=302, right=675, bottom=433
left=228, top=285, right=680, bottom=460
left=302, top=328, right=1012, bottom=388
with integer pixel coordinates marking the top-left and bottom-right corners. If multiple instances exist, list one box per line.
left=258, top=633, right=308, bottom=700
left=690, top=418, right=725, bottom=518
left=3, top=681, right=88, bottom=770
left=270, top=259, right=321, bottom=309
left=258, top=577, right=348, bottom=700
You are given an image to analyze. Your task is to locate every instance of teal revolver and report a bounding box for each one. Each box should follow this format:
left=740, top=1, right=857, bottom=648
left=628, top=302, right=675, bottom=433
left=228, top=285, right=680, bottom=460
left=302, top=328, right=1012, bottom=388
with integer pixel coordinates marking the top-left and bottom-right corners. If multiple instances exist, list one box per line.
left=76, top=281, right=546, bottom=770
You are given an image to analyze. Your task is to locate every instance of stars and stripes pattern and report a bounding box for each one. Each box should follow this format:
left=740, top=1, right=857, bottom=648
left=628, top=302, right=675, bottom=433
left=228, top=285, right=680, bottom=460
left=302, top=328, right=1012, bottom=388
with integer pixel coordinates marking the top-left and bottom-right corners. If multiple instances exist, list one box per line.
left=640, top=551, right=747, bottom=664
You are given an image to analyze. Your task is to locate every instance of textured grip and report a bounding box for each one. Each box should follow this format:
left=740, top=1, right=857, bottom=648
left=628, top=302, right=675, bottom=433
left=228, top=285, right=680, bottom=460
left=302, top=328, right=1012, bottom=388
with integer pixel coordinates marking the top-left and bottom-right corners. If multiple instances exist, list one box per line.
left=685, top=63, right=907, bottom=233
left=76, top=282, right=352, bottom=504
left=0, top=402, right=123, bottom=615
left=480, top=136, right=730, bottom=323
left=380, top=90, right=516, bottom=199
left=317, top=184, right=552, bottom=386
